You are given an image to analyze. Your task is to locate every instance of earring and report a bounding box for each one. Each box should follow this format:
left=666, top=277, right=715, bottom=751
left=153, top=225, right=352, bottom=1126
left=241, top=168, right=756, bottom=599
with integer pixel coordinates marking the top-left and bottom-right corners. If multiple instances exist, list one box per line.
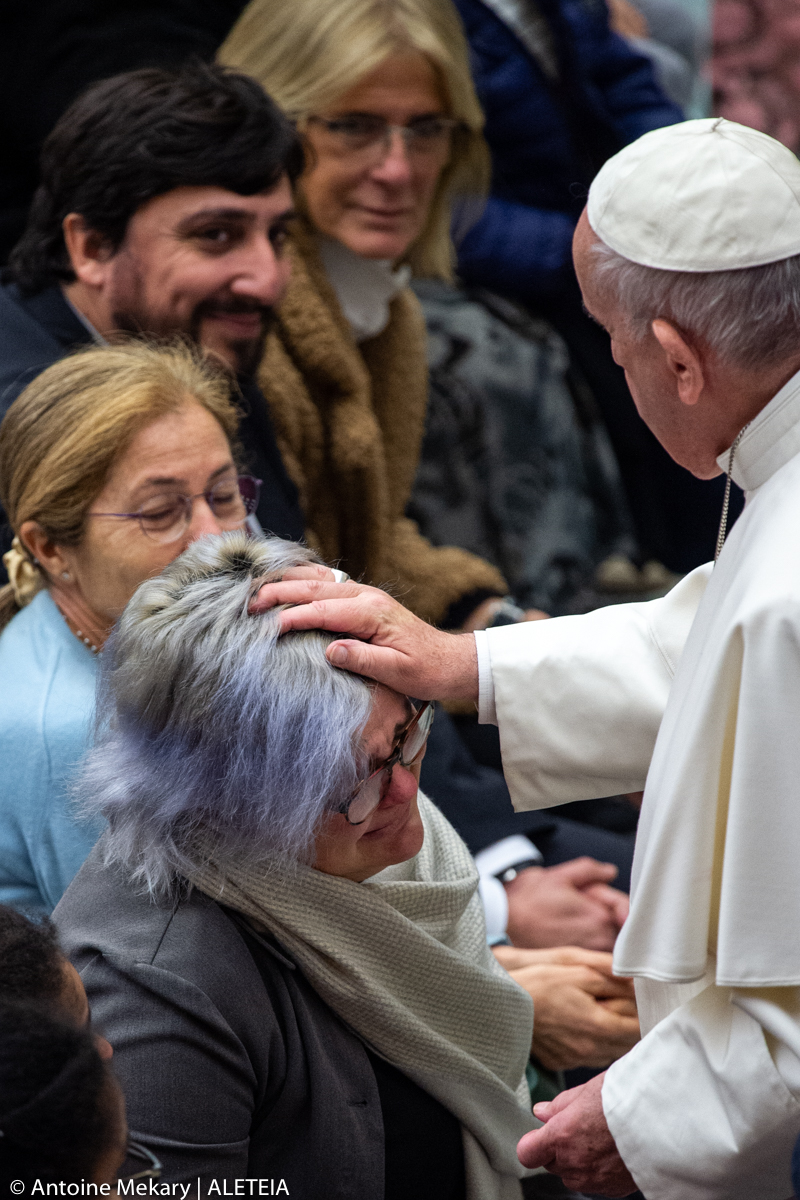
left=61, top=571, right=71, bottom=581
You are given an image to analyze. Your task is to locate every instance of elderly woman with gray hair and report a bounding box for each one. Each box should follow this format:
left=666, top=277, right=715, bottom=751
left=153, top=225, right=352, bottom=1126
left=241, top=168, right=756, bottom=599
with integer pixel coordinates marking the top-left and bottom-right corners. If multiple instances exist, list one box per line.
left=54, top=531, right=536, bottom=1196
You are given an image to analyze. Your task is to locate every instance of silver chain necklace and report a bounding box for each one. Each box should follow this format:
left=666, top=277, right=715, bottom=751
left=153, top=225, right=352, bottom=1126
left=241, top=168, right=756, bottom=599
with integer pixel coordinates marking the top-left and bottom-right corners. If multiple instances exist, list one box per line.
left=714, top=424, right=749, bottom=562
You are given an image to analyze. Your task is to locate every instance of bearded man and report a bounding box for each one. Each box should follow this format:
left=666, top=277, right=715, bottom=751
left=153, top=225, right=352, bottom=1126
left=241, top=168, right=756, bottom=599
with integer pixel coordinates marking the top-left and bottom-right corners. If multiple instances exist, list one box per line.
left=253, top=118, right=800, bottom=1199
left=0, top=59, right=304, bottom=544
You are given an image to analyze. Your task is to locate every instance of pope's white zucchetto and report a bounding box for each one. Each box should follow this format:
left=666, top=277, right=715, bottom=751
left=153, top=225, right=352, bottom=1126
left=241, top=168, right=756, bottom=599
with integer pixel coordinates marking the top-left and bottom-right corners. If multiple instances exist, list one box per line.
left=587, top=117, right=800, bottom=273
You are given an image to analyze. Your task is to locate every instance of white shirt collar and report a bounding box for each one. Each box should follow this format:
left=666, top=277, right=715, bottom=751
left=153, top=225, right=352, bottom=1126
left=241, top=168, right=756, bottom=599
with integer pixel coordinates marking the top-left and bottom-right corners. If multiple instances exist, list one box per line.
left=317, top=236, right=411, bottom=343
left=716, top=365, right=800, bottom=493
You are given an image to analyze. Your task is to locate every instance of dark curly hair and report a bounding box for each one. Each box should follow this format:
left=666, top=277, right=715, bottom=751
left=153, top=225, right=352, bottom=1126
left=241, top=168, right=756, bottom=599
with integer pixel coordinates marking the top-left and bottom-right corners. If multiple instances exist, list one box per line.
left=0, top=905, right=65, bottom=1008
left=0, top=1002, right=119, bottom=1184
left=6, top=58, right=304, bottom=296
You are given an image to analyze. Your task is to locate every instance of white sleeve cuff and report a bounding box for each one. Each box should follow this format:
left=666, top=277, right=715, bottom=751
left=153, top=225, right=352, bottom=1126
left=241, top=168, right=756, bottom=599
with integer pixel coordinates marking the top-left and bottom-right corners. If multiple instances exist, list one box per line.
left=474, top=836, right=542, bottom=939
left=602, top=984, right=800, bottom=1200
left=474, top=630, right=497, bottom=725
left=474, top=835, right=543, bottom=877
left=477, top=876, right=509, bottom=939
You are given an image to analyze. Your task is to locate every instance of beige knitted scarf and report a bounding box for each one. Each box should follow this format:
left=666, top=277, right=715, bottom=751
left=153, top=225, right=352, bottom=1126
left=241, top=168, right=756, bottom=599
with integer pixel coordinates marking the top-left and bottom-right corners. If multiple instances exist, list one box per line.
left=189, top=792, right=536, bottom=1200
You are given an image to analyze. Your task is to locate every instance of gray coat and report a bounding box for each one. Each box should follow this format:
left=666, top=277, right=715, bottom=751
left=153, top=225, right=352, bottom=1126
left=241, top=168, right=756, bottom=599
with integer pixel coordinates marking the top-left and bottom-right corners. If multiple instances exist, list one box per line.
left=54, top=844, right=385, bottom=1194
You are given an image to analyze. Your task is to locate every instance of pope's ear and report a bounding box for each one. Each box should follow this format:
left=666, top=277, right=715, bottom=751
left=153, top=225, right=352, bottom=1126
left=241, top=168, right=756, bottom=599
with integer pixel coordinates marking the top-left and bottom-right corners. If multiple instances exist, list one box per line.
left=651, top=319, right=704, bottom=407
left=62, top=213, right=116, bottom=288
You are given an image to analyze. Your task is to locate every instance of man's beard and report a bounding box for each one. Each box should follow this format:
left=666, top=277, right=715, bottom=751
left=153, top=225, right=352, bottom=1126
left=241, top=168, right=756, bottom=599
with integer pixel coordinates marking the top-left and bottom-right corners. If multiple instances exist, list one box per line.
left=111, top=298, right=276, bottom=379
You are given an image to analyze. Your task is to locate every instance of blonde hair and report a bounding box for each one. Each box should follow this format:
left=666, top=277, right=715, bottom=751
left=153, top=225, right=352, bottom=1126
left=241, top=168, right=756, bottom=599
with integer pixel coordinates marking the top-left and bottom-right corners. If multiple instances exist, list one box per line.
left=0, top=340, right=240, bottom=632
left=218, top=0, right=489, bottom=279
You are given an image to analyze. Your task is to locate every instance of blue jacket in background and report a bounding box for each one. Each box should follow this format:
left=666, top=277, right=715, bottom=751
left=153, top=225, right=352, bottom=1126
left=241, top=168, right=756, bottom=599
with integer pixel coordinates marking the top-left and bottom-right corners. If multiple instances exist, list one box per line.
left=454, top=0, right=683, bottom=302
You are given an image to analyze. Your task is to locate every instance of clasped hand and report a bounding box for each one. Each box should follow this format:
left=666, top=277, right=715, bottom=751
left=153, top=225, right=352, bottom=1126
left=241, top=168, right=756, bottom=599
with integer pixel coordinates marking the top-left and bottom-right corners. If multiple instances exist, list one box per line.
left=517, top=1072, right=638, bottom=1197
left=504, top=857, right=629, bottom=952
left=493, top=944, right=639, bottom=1070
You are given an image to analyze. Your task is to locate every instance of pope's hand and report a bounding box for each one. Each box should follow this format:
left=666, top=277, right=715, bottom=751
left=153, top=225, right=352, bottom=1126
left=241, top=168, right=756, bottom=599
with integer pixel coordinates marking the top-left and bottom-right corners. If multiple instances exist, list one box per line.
left=517, top=1073, right=638, bottom=1196
left=249, top=578, right=479, bottom=702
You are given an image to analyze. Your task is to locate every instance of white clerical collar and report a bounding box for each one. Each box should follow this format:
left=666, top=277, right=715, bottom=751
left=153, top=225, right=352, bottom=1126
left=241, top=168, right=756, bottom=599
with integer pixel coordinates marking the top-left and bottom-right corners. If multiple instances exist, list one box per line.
left=716, top=365, right=800, bottom=493
left=317, top=236, right=411, bottom=343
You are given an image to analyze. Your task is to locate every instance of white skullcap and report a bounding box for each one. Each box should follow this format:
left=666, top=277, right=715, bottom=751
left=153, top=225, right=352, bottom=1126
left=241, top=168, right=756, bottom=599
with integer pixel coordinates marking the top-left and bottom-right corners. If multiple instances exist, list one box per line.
left=587, top=117, right=800, bottom=272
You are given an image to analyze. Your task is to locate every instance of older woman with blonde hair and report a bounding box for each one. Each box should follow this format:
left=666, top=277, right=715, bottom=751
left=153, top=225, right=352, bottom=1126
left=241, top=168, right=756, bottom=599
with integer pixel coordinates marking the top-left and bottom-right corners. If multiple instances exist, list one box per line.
left=218, top=0, right=512, bottom=628
left=0, top=341, right=263, bottom=912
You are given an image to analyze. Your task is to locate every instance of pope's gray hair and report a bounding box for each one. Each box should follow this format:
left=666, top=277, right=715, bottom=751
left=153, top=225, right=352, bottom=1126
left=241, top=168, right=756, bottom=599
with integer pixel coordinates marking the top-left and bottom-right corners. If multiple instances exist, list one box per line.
left=78, top=531, right=373, bottom=895
left=591, top=241, right=800, bottom=372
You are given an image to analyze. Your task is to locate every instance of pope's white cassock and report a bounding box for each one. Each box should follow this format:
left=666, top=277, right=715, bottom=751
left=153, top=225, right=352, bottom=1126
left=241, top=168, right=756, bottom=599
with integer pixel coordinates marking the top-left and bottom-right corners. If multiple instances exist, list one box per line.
left=476, top=364, right=800, bottom=1198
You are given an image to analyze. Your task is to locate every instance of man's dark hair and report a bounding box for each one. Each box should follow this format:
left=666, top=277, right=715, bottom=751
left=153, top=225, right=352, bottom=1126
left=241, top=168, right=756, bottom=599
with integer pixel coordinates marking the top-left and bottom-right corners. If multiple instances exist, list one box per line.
left=0, top=1001, right=115, bottom=1184
left=7, top=59, right=304, bottom=296
left=0, top=905, right=64, bottom=1006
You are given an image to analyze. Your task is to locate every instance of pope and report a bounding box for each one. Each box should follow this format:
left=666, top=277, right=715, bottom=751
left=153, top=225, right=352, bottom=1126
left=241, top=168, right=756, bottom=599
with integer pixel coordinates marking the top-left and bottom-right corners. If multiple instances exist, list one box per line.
left=251, top=119, right=800, bottom=1199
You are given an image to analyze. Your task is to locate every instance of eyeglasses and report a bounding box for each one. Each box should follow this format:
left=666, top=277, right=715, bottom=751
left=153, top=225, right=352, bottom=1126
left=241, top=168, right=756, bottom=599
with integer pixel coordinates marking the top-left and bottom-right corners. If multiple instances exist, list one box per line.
left=340, top=701, right=434, bottom=826
left=307, top=114, right=461, bottom=162
left=88, top=475, right=262, bottom=545
left=118, top=1139, right=162, bottom=1183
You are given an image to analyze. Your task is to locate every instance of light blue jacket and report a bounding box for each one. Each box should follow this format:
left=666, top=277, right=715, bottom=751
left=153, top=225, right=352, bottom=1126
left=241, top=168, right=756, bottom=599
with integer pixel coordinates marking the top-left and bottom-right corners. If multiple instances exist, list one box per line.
left=0, top=590, right=103, bottom=912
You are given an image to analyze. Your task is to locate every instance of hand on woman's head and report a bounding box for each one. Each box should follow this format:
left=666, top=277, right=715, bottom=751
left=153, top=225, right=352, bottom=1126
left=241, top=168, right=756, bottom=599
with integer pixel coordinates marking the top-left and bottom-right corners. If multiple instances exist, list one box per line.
left=301, top=51, right=453, bottom=261
left=250, top=577, right=480, bottom=702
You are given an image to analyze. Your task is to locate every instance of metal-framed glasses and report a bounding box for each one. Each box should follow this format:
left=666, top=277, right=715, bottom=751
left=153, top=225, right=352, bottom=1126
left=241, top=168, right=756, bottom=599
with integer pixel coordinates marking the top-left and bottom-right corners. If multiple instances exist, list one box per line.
left=88, top=475, right=262, bottom=545
left=307, top=114, right=462, bottom=162
left=341, top=701, right=434, bottom=826
left=118, top=1139, right=162, bottom=1183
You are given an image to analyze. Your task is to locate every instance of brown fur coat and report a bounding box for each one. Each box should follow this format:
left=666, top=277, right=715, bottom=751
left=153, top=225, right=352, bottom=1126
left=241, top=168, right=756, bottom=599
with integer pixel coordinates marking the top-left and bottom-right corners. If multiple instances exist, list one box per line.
left=257, top=224, right=506, bottom=624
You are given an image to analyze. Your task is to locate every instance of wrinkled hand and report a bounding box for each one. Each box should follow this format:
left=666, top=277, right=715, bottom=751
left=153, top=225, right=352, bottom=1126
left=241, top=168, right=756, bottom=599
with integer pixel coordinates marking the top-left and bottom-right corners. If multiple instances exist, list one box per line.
left=504, top=858, right=629, bottom=952
left=518, top=1073, right=638, bottom=1196
left=250, top=578, right=479, bottom=701
left=493, top=945, right=639, bottom=1070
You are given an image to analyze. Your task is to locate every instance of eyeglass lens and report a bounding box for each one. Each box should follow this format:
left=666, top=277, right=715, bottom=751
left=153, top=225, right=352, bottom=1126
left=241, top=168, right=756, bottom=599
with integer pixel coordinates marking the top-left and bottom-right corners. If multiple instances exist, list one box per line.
left=345, top=704, right=434, bottom=825
left=312, top=115, right=456, bottom=156
left=138, top=476, right=261, bottom=543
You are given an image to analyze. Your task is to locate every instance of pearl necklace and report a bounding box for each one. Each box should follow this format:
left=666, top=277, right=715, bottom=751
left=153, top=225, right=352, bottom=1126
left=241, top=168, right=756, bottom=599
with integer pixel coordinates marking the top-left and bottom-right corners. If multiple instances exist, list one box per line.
left=50, top=584, right=108, bottom=655
left=74, top=627, right=100, bottom=655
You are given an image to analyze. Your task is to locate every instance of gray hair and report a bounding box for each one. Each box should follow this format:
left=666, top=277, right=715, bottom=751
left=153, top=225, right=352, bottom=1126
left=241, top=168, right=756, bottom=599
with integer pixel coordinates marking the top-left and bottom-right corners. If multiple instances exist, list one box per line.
left=79, top=532, right=373, bottom=895
left=591, top=241, right=800, bottom=372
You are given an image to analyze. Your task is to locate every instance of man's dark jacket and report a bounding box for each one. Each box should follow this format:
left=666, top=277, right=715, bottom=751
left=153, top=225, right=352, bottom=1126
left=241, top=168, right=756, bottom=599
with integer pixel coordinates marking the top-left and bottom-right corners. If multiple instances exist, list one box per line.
left=0, top=282, right=305, bottom=556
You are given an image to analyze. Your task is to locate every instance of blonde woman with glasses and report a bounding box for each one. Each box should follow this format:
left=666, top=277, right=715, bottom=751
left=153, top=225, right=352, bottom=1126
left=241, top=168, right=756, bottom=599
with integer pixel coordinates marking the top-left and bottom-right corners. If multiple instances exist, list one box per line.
left=0, top=341, right=260, bottom=913
left=219, top=0, right=516, bottom=631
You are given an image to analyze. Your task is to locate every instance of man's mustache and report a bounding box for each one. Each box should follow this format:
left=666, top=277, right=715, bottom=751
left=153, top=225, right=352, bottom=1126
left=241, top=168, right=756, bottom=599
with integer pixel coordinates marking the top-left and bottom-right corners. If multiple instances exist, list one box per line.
left=195, top=297, right=275, bottom=325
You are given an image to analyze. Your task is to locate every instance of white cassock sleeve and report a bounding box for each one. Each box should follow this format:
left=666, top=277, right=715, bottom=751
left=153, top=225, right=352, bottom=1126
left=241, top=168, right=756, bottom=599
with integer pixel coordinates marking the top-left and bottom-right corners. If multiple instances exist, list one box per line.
left=603, top=982, right=800, bottom=1200
left=475, top=564, right=712, bottom=810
